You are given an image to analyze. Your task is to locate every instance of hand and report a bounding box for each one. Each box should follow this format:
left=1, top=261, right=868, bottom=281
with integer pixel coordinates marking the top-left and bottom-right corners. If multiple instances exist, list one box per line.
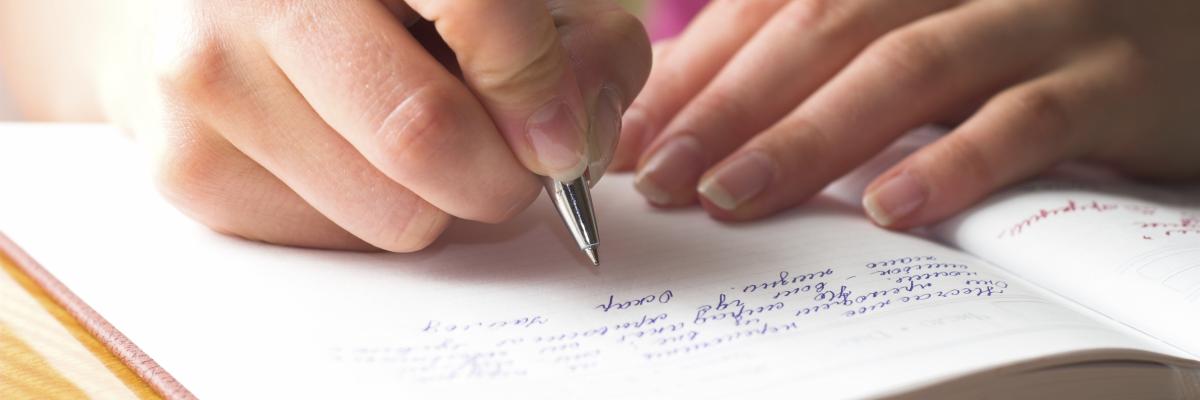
left=613, top=0, right=1200, bottom=228
left=96, top=0, right=649, bottom=251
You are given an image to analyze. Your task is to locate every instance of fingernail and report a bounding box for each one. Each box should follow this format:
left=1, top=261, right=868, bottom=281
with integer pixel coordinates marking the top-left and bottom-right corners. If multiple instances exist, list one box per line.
left=527, top=99, right=587, bottom=180
left=588, top=86, right=623, bottom=184
left=698, top=151, right=775, bottom=211
left=862, top=171, right=928, bottom=226
left=634, top=135, right=704, bottom=205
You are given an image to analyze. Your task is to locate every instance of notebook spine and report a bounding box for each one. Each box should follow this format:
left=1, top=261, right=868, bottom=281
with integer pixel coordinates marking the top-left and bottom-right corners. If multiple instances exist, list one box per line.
left=0, top=233, right=195, bottom=400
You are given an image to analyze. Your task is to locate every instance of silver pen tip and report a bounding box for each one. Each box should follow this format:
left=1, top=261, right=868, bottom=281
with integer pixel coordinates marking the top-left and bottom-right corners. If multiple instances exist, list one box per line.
left=584, top=246, right=599, bottom=266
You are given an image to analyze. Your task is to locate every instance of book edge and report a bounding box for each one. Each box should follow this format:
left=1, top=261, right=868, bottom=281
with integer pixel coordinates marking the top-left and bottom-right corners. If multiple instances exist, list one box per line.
left=0, top=232, right=196, bottom=400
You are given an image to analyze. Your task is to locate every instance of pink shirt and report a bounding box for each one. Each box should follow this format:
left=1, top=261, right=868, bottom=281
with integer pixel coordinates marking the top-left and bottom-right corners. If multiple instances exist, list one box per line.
left=646, top=0, right=708, bottom=41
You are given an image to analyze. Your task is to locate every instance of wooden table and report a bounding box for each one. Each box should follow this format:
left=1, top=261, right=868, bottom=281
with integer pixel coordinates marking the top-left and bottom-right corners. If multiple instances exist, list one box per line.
left=0, top=248, right=162, bottom=399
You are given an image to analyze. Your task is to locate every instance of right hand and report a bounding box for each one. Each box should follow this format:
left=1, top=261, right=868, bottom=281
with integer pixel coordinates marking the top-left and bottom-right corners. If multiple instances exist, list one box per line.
left=99, top=0, right=650, bottom=251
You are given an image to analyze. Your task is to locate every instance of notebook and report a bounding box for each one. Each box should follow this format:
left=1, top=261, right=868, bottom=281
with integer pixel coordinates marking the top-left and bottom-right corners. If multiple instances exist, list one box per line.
left=1, top=123, right=1198, bottom=399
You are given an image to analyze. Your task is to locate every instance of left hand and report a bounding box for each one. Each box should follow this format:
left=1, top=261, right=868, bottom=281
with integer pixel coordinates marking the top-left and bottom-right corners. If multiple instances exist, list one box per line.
left=612, top=0, right=1200, bottom=228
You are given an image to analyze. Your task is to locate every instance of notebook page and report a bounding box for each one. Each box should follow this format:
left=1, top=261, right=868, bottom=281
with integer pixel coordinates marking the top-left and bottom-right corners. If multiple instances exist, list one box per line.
left=0, top=124, right=1189, bottom=399
left=934, top=172, right=1200, bottom=357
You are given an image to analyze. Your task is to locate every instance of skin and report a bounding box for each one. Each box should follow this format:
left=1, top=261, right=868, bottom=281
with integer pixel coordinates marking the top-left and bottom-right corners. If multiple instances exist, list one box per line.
left=0, top=0, right=651, bottom=251
left=614, top=0, right=1200, bottom=229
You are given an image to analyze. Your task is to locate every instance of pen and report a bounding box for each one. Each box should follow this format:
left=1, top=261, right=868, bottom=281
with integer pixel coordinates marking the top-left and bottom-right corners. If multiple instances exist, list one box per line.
left=544, top=173, right=600, bottom=266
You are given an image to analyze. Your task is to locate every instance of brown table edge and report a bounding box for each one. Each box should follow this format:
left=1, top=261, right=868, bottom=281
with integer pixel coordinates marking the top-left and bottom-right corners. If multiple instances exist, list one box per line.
left=0, top=231, right=196, bottom=400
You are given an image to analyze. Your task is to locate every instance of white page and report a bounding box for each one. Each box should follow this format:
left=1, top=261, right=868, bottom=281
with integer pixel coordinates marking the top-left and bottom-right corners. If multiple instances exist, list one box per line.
left=935, top=170, right=1200, bottom=357
left=0, top=124, right=1191, bottom=399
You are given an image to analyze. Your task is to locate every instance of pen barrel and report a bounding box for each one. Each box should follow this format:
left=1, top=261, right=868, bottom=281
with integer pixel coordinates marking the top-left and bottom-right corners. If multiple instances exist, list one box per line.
left=543, top=175, right=599, bottom=254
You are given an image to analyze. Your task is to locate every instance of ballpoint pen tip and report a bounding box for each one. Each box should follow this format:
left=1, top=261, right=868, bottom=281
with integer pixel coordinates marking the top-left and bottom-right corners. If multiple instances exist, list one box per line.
left=584, top=246, right=599, bottom=266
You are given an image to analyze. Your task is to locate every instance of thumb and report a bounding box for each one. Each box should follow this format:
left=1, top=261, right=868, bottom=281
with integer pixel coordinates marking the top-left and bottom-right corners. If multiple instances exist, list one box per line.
left=408, top=0, right=589, bottom=181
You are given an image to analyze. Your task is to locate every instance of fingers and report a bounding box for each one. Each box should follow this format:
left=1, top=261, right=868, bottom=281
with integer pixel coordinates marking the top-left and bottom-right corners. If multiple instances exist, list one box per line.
left=610, top=0, right=790, bottom=171
left=695, top=0, right=1089, bottom=220
left=163, top=40, right=454, bottom=252
left=259, top=1, right=541, bottom=223
left=406, top=0, right=589, bottom=180
left=633, top=0, right=963, bottom=206
left=612, top=37, right=676, bottom=172
left=863, top=41, right=1144, bottom=228
left=547, top=0, right=652, bottom=182
left=151, top=117, right=371, bottom=250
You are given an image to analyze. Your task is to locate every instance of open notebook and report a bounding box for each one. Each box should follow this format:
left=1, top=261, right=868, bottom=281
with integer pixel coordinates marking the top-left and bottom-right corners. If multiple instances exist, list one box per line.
left=1, top=124, right=1199, bottom=399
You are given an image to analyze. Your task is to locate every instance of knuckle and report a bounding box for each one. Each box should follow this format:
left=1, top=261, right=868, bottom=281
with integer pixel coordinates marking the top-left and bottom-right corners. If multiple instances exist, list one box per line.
left=375, top=87, right=461, bottom=176
left=689, top=88, right=751, bottom=128
left=714, top=0, right=785, bottom=22
left=1107, top=38, right=1152, bottom=88
left=151, top=125, right=240, bottom=232
left=1005, top=87, right=1074, bottom=148
left=779, top=0, right=838, bottom=31
left=865, top=29, right=947, bottom=90
left=155, top=32, right=234, bottom=106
